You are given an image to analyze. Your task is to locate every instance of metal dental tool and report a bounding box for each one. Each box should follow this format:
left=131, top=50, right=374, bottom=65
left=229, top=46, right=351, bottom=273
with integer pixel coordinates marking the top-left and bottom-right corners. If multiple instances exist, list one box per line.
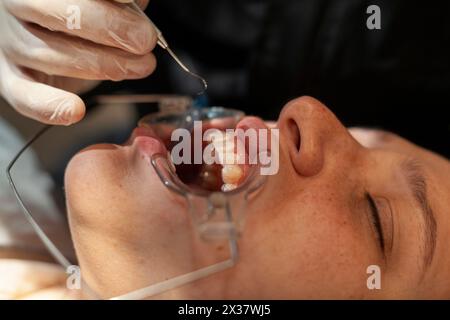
left=130, top=2, right=208, bottom=95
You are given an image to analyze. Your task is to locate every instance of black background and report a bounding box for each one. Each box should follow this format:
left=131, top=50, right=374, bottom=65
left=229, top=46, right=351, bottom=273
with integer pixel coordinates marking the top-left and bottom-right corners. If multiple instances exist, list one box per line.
left=90, top=0, right=449, bottom=157
left=1, top=300, right=449, bottom=318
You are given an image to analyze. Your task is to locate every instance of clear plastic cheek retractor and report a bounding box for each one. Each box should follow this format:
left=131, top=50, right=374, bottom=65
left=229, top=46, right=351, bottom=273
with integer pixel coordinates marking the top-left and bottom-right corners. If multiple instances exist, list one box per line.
left=5, top=98, right=270, bottom=300
left=140, top=107, right=268, bottom=241
left=110, top=107, right=269, bottom=300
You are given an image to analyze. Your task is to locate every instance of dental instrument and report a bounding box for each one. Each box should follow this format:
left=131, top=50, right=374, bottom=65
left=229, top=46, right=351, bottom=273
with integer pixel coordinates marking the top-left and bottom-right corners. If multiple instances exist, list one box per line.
left=130, top=2, right=208, bottom=95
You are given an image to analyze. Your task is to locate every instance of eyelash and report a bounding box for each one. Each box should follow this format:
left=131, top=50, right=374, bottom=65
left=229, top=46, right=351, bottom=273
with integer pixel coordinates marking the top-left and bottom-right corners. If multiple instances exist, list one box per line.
left=366, top=193, right=385, bottom=253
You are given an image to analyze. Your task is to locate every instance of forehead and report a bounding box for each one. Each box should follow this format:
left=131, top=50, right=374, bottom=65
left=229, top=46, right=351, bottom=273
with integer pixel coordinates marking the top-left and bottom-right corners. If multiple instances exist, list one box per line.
left=372, top=130, right=450, bottom=282
left=350, top=127, right=450, bottom=212
left=350, top=128, right=448, bottom=166
left=406, top=145, right=450, bottom=290
left=379, top=130, right=448, bottom=186
left=385, top=133, right=450, bottom=186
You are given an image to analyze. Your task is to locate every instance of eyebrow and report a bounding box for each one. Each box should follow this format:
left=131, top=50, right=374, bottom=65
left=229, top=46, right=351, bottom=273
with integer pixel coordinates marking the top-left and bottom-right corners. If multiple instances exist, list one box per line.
left=401, top=158, right=437, bottom=271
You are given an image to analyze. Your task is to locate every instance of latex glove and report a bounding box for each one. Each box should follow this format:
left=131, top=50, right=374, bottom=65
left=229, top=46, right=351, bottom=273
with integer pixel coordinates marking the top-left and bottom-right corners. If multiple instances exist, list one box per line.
left=0, top=0, right=155, bottom=125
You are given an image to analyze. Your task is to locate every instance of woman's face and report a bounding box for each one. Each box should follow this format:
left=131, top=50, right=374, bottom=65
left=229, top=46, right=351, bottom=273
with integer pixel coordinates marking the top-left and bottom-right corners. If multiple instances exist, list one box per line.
left=64, top=96, right=450, bottom=299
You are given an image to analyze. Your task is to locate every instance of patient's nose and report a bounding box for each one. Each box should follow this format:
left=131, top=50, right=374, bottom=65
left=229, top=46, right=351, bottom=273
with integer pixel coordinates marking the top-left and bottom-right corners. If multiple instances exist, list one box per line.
left=278, top=96, right=361, bottom=177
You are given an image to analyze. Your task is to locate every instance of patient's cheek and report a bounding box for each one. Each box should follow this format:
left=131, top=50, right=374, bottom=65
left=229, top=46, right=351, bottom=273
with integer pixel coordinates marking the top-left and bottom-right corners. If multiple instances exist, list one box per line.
left=64, top=148, right=127, bottom=227
left=65, top=146, right=190, bottom=245
left=64, top=151, right=200, bottom=298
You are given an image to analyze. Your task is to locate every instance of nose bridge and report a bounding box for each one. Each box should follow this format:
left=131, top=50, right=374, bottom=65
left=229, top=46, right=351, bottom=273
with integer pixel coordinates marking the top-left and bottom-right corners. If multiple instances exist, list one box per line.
left=320, top=109, right=362, bottom=163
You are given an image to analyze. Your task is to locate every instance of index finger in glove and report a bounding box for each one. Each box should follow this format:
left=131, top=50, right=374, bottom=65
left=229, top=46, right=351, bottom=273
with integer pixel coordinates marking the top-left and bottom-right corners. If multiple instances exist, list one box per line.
left=3, top=0, right=155, bottom=55
left=0, top=52, right=85, bottom=126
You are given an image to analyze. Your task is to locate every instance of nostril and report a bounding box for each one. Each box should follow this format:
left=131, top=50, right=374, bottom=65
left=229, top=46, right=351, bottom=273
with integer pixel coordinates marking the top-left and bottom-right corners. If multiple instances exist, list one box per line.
left=287, top=119, right=301, bottom=151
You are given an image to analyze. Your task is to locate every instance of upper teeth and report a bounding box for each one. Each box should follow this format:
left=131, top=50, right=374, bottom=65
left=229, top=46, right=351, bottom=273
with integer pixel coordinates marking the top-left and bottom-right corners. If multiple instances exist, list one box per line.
left=206, top=131, right=245, bottom=191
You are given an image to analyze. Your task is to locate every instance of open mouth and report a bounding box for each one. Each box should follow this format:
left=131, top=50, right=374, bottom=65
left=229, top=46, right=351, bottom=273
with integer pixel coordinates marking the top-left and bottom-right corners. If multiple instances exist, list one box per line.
left=134, top=115, right=270, bottom=193
left=174, top=129, right=250, bottom=192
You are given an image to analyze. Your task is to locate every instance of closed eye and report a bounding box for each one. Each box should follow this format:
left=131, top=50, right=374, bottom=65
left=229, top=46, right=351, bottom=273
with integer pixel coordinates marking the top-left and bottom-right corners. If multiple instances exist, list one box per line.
left=366, top=192, right=385, bottom=254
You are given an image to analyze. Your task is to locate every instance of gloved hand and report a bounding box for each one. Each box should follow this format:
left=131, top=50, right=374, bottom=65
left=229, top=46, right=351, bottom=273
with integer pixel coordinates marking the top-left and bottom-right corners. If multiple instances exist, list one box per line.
left=0, top=0, right=155, bottom=125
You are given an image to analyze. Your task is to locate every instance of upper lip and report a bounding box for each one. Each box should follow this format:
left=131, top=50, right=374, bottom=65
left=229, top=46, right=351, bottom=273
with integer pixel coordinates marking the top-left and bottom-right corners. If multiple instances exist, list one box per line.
left=126, top=125, right=168, bottom=157
left=236, top=116, right=273, bottom=155
left=129, top=114, right=271, bottom=162
left=127, top=126, right=160, bottom=144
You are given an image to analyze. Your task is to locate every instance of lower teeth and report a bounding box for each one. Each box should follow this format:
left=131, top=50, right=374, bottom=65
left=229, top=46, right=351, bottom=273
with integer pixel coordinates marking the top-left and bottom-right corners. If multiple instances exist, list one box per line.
left=222, top=165, right=243, bottom=184
left=221, top=183, right=238, bottom=192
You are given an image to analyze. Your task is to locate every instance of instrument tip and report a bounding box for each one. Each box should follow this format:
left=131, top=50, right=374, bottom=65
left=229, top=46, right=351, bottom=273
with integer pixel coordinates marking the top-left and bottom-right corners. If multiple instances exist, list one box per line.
left=188, top=71, right=208, bottom=96
left=198, top=76, right=208, bottom=96
left=165, top=46, right=208, bottom=96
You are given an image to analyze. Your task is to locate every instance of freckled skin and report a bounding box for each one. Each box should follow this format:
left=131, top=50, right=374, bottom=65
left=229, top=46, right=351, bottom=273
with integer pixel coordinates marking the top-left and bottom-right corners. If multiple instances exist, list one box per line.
left=65, top=96, right=450, bottom=299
